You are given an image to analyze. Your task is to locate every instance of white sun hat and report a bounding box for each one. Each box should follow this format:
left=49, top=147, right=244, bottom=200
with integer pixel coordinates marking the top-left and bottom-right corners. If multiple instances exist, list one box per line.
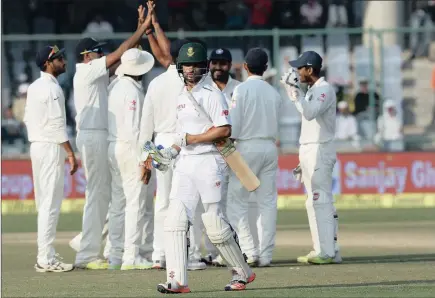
left=337, top=101, right=348, bottom=109
left=115, top=48, right=155, bottom=76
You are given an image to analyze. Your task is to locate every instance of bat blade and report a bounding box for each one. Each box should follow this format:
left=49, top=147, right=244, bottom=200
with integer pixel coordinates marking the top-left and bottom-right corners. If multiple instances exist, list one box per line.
left=215, top=139, right=260, bottom=192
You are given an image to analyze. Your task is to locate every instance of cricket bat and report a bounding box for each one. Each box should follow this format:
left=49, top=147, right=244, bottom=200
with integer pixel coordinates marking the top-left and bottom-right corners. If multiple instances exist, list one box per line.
left=185, top=91, right=260, bottom=192
left=215, top=138, right=260, bottom=192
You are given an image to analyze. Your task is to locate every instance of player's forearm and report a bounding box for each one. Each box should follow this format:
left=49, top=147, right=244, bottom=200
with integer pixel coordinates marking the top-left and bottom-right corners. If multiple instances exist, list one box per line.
left=153, top=23, right=171, bottom=60
left=61, top=140, right=75, bottom=157
left=295, top=99, right=319, bottom=121
left=187, top=126, right=231, bottom=145
left=148, top=33, right=171, bottom=67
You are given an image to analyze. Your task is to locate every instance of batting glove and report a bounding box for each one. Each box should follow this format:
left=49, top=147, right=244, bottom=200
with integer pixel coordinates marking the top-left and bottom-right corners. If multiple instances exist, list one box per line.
left=280, top=68, right=305, bottom=102
left=143, top=141, right=178, bottom=170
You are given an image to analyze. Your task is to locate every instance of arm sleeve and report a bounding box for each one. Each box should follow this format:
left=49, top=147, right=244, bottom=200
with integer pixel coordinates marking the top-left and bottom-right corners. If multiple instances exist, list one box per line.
left=294, top=86, right=335, bottom=121
left=229, top=88, right=243, bottom=139
left=207, top=90, right=231, bottom=128
left=46, top=87, right=69, bottom=143
left=83, top=56, right=108, bottom=83
left=138, top=87, right=155, bottom=145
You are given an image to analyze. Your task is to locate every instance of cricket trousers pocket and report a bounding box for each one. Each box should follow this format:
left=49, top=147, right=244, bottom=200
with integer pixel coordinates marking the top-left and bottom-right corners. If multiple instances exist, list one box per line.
left=75, top=130, right=111, bottom=264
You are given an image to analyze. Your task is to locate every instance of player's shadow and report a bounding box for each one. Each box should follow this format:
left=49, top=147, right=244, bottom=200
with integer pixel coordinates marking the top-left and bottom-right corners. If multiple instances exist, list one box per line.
left=246, top=279, right=435, bottom=292
left=271, top=253, right=435, bottom=266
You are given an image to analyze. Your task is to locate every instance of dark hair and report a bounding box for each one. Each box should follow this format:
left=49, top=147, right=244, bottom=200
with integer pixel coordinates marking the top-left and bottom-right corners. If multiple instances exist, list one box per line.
left=247, top=64, right=267, bottom=76
left=76, top=53, right=85, bottom=63
left=40, top=63, right=47, bottom=71
left=311, top=67, right=321, bottom=77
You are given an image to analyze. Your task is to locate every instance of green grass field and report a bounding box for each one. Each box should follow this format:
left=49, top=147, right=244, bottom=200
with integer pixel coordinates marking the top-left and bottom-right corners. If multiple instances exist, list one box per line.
left=2, top=208, right=435, bottom=297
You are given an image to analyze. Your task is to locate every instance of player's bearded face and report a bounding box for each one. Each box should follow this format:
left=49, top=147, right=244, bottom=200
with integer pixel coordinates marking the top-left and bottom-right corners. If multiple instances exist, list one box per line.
left=210, top=60, right=231, bottom=83
left=50, top=56, right=67, bottom=76
left=182, top=63, right=207, bottom=83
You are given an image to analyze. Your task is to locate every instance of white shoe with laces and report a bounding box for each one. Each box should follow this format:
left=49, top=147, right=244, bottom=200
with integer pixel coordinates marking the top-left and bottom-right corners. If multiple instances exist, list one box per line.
left=34, top=254, right=74, bottom=273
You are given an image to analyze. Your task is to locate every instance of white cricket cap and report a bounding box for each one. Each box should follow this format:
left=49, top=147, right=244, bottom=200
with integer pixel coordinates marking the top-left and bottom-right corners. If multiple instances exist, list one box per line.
left=337, top=101, right=348, bottom=109
left=384, top=99, right=396, bottom=109
left=115, top=48, right=155, bottom=76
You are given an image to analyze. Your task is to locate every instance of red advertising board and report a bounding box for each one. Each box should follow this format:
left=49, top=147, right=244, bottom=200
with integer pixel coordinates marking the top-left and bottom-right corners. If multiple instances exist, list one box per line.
left=2, top=152, right=435, bottom=200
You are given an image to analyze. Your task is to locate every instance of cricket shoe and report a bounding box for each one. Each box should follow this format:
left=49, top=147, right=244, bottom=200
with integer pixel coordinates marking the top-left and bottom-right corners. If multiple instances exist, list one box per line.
left=258, top=259, right=271, bottom=267
left=187, top=260, right=206, bottom=271
left=297, top=251, right=342, bottom=264
left=152, top=260, right=166, bottom=270
left=224, top=270, right=256, bottom=291
left=108, top=258, right=122, bottom=270
left=75, top=258, right=108, bottom=270
left=35, top=254, right=74, bottom=273
left=121, top=257, right=153, bottom=270
left=200, top=253, right=215, bottom=265
left=157, top=280, right=191, bottom=294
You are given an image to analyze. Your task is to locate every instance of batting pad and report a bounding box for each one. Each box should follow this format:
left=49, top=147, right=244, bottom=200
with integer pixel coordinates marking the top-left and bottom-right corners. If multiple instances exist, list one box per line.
left=164, top=200, right=190, bottom=286
left=201, top=212, right=252, bottom=279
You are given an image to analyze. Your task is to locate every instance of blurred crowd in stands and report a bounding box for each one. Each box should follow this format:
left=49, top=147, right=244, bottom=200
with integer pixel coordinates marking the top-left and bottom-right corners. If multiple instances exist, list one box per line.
left=2, top=0, right=435, bottom=155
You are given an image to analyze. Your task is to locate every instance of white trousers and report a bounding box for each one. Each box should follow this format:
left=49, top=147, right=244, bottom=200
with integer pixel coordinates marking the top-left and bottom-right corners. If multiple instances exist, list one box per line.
left=152, top=133, right=175, bottom=262
left=75, top=130, right=111, bottom=264
left=107, top=142, right=151, bottom=263
left=30, top=142, right=65, bottom=265
left=227, top=139, right=278, bottom=263
left=299, top=142, right=337, bottom=258
left=170, top=153, right=227, bottom=221
left=140, top=169, right=156, bottom=260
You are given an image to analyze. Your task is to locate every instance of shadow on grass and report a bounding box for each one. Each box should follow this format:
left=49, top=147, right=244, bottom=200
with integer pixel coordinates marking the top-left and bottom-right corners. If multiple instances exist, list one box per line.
left=271, top=254, right=435, bottom=266
left=244, top=279, right=435, bottom=292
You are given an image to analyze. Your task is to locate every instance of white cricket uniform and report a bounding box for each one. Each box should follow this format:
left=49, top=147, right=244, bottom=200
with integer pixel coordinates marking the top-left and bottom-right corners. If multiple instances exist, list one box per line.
left=73, top=56, right=111, bottom=264
left=294, top=77, right=339, bottom=259
left=165, top=80, right=230, bottom=283
left=226, top=75, right=281, bottom=264
left=139, top=64, right=185, bottom=262
left=194, top=75, right=241, bottom=260
left=107, top=76, right=149, bottom=264
left=23, top=72, right=69, bottom=266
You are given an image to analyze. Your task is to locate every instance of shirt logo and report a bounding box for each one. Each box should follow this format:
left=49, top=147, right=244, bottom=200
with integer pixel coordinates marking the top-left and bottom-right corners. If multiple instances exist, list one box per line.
left=216, top=49, right=224, bottom=54
left=177, top=104, right=186, bottom=111
left=221, top=109, right=229, bottom=116
left=53, top=97, right=59, bottom=100
left=318, top=93, right=326, bottom=102
left=187, top=47, right=195, bottom=57
left=129, top=100, right=137, bottom=110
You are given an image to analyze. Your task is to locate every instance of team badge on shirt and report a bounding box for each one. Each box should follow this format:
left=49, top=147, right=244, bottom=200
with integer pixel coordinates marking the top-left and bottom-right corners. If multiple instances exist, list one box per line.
left=129, top=100, right=137, bottom=110
left=318, top=93, right=326, bottom=102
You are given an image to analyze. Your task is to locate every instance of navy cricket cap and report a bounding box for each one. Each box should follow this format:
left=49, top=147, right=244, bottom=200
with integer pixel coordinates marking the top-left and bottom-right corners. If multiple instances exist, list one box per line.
left=289, top=51, right=323, bottom=69
left=35, top=45, right=65, bottom=67
left=209, top=48, right=232, bottom=62
left=75, top=37, right=106, bottom=57
left=170, top=39, right=189, bottom=59
left=245, top=48, right=268, bottom=68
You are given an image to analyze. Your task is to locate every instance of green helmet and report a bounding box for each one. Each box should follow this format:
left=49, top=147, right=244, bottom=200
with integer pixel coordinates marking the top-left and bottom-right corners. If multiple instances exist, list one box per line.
left=177, top=42, right=207, bottom=64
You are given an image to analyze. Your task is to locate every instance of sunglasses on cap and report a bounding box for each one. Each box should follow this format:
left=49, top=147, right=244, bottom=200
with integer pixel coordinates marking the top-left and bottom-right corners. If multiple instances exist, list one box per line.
left=80, top=47, right=103, bottom=55
left=48, top=45, right=64, bottom=60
